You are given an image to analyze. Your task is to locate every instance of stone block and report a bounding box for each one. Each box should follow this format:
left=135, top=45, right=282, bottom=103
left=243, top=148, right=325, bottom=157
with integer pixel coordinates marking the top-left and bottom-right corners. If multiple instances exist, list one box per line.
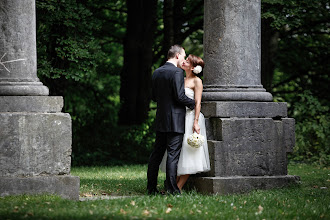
left=202, top=91, right=273, bottom=102
left=201, top=102, right=287, bottom=118
left=0, top=112, right=72, bottom=176
left=189, top=175, right=300, bottom=195
left=282, top=118, right=295, bottom=152
left=204, top=118, right=213, bottom=140
left=0, top=175, right=80, bottom=200
left=206, top=118, right=290, bottom=176
left=0, top=96, right=63, bottom=112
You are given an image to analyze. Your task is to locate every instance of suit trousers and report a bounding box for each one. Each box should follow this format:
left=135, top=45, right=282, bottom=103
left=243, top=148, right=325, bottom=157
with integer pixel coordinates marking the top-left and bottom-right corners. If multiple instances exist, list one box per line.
left=147, top=131, right=183, bottom=194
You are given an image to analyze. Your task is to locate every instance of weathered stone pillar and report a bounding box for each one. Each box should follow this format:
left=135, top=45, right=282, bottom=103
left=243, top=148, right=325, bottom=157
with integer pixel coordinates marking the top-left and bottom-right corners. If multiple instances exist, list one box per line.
left=0, top=1, right=49, bottom=95
left=190, top=0, right=299, bottom=194
left=0, top=0, right=79, bottom=200
left=203, top=0, right=272, bottom=101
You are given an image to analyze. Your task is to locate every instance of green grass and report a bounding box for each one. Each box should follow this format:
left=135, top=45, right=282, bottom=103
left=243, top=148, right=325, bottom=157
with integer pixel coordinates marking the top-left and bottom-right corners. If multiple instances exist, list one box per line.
left=77, top=165, right=150, bottom=197
left=0, top=163, right=329, bottom=219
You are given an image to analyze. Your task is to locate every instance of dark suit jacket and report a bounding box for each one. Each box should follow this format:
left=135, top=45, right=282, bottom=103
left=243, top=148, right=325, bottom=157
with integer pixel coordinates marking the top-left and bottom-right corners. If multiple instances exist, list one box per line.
left=152, top=62, right=195, bottom=133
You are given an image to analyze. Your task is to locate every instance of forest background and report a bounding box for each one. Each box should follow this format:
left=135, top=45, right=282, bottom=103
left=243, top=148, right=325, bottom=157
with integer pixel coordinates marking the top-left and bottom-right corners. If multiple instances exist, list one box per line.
left=35, top=0, right=329, bottom=167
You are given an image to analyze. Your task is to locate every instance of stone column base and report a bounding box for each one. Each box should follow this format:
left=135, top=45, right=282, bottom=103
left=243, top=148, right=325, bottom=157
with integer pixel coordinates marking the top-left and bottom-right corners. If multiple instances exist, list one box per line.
left=0, top=176, right=80, bottom=200
left=0, top=96, right=79, bottom=200
left=189, top=175, right=300, bottom=195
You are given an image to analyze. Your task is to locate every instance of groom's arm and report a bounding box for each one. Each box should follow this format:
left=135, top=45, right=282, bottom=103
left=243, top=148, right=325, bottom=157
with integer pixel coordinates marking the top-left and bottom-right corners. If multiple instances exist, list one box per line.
left=172, top=70, right=195, bottom=110
left=151, top=72, right=157, bottom=102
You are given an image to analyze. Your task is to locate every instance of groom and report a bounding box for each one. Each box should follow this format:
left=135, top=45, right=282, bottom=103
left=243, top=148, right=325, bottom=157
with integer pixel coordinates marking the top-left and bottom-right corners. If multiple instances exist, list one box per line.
left=147, top=45, right=195, bottom=195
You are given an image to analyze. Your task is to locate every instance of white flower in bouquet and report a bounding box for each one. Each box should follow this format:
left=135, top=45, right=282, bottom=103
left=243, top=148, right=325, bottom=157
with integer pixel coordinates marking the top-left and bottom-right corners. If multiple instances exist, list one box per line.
left=187, top=132, right=205, bottom=148
left=193, top=65, right=202, bottom=74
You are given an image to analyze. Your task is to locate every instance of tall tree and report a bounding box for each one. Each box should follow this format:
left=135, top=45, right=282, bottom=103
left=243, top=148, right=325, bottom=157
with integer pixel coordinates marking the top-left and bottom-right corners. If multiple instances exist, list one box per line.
left=261, top=18, right=279, bottom=92
left=118, top=0, right=158, bottom=125
left=155, top=0, right=204, bottom=65
left=261, top=0, right=329, bottom=97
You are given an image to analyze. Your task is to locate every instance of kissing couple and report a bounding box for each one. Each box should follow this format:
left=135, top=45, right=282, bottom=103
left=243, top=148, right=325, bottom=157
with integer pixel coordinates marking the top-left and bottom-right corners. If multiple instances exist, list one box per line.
left=147, top=45, right=210, bottom=195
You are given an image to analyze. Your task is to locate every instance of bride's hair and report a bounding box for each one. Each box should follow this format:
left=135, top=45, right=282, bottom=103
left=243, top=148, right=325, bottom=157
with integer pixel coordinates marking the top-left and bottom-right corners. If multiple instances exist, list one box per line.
left=187, top=54, right=204, bottom=76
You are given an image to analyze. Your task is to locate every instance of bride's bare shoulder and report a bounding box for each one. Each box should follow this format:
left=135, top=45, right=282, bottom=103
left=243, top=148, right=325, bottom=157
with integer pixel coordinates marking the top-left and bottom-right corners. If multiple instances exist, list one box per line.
left=194, top=77, right=203, bottom=86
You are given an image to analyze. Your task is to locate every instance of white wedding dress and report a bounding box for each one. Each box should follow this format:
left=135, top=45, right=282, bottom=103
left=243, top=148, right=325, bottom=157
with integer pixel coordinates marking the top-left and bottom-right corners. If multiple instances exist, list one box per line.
left=160, top=87, right=210, bottom=175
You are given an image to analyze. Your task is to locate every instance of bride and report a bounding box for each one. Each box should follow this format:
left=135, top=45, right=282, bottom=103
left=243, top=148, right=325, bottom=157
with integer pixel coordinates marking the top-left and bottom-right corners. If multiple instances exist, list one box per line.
left=160, top=54, right=210, bottom=191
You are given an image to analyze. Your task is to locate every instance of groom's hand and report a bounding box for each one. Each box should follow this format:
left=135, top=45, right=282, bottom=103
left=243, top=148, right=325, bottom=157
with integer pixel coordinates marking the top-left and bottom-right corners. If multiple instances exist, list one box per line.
left=193, top=122, right=200, bottom=134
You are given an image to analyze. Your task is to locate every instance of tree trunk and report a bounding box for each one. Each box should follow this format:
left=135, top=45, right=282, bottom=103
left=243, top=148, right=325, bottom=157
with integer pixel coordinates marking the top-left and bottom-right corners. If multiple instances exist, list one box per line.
left=261, top=18, right=279, bottom=92
left=119, top=0, right=158, bottom=125
left=160, top=0, right=187, bottom=64
left=163, top=0, right=175, bottom=51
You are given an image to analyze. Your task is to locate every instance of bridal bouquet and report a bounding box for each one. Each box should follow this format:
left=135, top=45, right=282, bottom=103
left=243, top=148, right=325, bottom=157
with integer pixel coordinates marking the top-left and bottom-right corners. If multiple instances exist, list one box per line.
left=187, top=132, right=205, bottom=148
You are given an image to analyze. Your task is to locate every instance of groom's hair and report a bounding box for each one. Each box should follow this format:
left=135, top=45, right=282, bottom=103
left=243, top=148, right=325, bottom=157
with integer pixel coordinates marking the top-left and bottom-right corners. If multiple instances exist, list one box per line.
left=167, top=45, right=184, bottom=59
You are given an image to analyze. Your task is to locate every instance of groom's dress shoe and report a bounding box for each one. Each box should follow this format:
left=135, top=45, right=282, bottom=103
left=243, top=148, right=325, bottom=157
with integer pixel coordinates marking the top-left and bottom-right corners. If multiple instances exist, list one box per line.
left=147, top=189, right=158, bottom=195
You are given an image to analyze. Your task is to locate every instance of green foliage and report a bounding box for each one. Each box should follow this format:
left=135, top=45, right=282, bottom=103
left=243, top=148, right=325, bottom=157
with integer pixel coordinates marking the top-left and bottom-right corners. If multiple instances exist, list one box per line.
left=72, top=111, right=156, bottom=166
left=288, top=91, right=330, bottom=166
left=262, top=0, right=309, bottom=29
left=182, top=30, right=204, bottom=58
left=36, top=0, right=104, bottom=81
left=263, top=0, right=329, bottom=95
left=264, top=0, right=329, bottom=165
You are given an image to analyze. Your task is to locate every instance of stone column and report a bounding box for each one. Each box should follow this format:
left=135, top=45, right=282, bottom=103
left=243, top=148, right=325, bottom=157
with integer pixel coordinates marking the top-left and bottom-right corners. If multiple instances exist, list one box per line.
left=190, top=0, right=299, bottom=194
left=0, top=0, right=79, bottom=200
left=0, top=1, right=49, bottom=95
left=203, top=0, right=272, bottom=101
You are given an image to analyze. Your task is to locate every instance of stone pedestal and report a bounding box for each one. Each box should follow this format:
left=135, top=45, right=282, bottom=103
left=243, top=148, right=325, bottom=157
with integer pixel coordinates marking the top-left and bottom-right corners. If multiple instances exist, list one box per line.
left=190, top=102, right=299, bottom=194
left=0, top=0, right=79, bottom=200
left=0, top=97, right=80, bottom=200
left=189, top=0, right=299, bottom=194
left=190, top=175, right=299, bottom=195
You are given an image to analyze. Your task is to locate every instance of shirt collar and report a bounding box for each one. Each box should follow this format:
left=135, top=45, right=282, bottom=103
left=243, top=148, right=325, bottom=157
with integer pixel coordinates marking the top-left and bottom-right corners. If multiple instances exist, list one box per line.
left=166, top=60, right=177, bottom=67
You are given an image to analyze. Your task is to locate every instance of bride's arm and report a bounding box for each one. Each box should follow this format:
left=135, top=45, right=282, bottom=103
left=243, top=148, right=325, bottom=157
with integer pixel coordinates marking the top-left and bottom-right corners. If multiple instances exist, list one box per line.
left=193, top=78, right=203, bottom=134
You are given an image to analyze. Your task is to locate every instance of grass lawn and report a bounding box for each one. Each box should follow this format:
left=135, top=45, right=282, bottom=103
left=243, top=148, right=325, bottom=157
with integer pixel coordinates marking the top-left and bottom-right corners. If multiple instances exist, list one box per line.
left=0, top=163, right=329, bottom=219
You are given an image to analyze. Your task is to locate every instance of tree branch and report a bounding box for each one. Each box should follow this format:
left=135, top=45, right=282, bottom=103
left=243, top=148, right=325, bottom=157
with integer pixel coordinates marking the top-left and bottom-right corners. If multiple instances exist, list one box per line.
left=272, top=74, right=301, bottom=88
